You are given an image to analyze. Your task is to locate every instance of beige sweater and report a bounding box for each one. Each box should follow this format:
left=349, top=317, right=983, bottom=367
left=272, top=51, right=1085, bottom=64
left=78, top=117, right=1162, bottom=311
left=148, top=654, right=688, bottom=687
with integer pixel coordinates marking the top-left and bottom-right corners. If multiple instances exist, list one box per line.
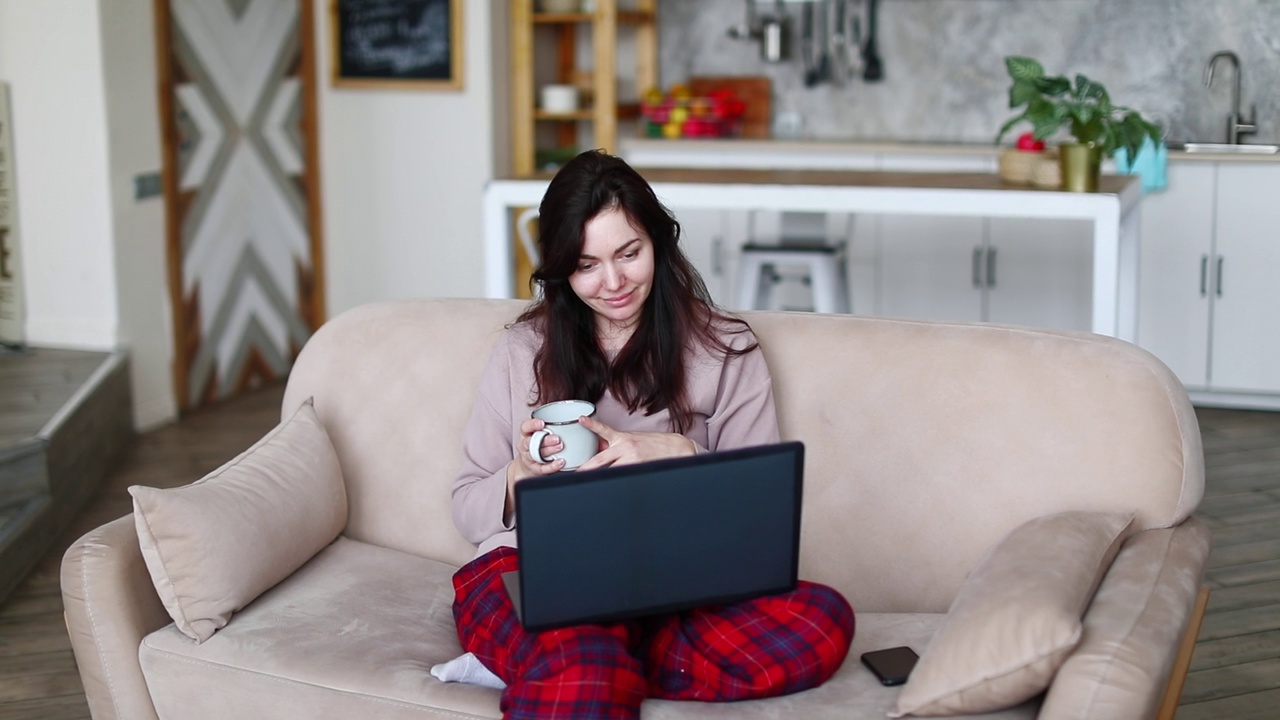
left=451, top=320, right=781, bottom=557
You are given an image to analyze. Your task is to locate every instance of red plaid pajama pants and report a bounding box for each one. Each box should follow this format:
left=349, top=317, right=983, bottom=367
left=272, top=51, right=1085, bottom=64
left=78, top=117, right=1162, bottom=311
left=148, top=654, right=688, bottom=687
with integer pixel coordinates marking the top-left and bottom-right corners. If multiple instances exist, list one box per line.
left=452, top=546, right=855, bottom=720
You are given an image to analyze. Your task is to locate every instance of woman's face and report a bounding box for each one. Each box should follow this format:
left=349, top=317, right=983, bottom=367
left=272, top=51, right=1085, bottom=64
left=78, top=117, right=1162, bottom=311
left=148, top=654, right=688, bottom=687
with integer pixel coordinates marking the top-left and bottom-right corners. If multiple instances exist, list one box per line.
left=569, top=206, right=655, bottom=339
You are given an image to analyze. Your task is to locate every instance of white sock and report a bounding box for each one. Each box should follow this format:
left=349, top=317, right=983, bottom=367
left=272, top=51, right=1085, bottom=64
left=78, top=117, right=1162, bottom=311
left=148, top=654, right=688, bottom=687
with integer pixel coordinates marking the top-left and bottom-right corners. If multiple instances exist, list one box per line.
left=430, top=652, right=507, bottom=690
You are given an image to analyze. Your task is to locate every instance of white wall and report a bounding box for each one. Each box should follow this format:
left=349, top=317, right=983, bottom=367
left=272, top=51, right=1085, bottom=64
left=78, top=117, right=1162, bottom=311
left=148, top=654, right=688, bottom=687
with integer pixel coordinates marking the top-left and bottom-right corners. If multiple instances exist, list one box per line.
left=99, top=0, right=177, bottom=429
left=0, top=0, right=119, bottom=349
left=315, top=0, right=505, bottom=318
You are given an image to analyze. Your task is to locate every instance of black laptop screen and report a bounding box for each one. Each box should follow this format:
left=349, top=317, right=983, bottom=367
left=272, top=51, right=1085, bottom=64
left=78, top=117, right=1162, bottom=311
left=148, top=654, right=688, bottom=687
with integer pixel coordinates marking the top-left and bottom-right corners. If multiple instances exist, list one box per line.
left=514, top=442, right=803, bottom=631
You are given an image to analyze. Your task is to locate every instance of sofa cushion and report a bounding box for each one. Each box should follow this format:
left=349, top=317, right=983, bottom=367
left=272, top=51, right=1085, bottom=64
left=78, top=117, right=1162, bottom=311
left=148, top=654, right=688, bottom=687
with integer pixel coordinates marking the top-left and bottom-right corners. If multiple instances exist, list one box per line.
left=129, top=399, right=347, bottom=642
left=139, top=544, right=1039, bottom=720
left=890, top=510, right=1135, bottom=717
left=139, top=538, right=494, bottom=719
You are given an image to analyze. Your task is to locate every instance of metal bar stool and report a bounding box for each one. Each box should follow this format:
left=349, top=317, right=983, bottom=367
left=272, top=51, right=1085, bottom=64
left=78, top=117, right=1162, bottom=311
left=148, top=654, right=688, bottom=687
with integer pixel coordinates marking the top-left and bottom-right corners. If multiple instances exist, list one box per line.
left=735, top=212, right=851, bottom=314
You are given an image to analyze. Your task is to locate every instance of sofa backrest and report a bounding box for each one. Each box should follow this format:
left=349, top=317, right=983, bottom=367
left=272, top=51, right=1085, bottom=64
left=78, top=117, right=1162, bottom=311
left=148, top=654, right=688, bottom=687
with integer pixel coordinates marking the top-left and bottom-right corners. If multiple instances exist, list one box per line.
left=283, top=299, right=1203, bottom=613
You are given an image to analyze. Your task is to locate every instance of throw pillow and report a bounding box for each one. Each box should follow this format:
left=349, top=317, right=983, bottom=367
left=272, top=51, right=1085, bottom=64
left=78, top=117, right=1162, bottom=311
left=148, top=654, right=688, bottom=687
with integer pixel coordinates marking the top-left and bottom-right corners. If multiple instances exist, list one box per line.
left=130, top=398, right=347, bottom=642
left=890, top=510, right=1136, bottom=717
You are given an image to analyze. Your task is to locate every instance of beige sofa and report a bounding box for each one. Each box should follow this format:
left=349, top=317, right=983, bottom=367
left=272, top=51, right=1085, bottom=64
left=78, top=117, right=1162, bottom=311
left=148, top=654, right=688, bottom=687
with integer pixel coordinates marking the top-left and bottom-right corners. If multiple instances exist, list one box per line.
left=62, top=299, right=1210, bottom=719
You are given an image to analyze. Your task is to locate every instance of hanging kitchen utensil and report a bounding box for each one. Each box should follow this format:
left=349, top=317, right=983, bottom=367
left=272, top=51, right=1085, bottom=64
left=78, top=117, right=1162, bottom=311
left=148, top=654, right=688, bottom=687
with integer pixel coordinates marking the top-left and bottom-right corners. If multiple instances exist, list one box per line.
left=829, top=0, right=860, bottom=87
left=862, top=0, right=883, bottom=81
left=815, top=0, right=831, bottom=85
left=802, top=1, right=820, bottom=87
left=727, top=0, right=791, bottom=63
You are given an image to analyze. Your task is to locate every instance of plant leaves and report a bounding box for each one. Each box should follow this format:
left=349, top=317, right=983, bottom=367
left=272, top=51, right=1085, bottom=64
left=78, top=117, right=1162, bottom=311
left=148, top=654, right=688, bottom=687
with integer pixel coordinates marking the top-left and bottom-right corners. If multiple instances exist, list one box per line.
left=1009, top=78, right=1039, bottom=108
left=1005, top=56, right=1044, bottom=81
left=1071, top=104, right=1099, bottom=127
left=1113, top=122, right=1136, bottom=159
left=1075, top=75, right=1109, bottom=104
left=1072, top=116, right=1104, bottom=145
left=1035, top=76, right=1071, bottom=97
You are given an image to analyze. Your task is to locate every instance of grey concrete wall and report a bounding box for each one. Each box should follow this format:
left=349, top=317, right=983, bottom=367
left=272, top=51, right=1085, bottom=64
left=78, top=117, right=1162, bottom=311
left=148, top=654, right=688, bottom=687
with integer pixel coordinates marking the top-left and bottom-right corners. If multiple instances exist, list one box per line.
left=658, top=0, right=1279, bottom=145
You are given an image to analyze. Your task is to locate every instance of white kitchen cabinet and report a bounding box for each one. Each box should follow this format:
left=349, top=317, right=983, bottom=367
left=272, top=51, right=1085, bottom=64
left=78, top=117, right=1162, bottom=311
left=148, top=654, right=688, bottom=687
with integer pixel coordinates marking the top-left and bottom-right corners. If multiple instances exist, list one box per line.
left=986, top=218, right=1093, bottom=331
left=1137, top=161, right=1280, bottom=402
left=875, top=154, right=988, bottom=323
left=874, top=215, right=1093, bottom=329
left=676, top=208, right=730, bottom=304
left=1209, top=164, right=1280, bottom=394
left=876, top=215, right=986, bottom=322
left=873, top=152, right=1092, bottom=329
left=1137, top=163, right=1216, bottom=387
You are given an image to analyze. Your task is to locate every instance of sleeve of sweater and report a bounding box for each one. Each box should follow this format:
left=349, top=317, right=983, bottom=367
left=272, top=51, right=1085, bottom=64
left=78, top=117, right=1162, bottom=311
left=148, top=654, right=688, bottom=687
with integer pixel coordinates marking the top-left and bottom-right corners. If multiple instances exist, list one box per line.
left=450, top=331, right=520, bottom=547
left=705, top=330, right=781, bottom=452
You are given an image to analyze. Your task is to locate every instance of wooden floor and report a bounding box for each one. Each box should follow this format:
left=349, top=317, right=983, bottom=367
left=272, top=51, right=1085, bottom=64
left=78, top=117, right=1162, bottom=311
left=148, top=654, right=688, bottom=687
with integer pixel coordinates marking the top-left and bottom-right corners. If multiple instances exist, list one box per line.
left=0, top=385, right=1278, bottom=718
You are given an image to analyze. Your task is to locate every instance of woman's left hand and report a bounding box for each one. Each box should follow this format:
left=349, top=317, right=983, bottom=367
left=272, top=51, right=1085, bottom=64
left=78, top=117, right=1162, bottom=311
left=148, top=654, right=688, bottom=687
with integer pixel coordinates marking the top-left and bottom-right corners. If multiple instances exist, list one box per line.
left=576, top=415, right=697, bottom=471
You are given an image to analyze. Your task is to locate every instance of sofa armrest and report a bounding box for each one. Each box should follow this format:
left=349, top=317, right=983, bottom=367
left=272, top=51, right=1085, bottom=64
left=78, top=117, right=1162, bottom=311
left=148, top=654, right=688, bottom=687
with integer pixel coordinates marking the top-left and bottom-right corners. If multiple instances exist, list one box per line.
left=61, top=514, right=168, bottom=720
left=1040, top=517, right=1212, bottom=720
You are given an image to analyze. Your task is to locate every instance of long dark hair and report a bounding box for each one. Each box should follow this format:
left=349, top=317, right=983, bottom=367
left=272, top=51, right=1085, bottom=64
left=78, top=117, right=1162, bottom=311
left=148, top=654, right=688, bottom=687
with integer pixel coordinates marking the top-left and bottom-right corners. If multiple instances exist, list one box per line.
left=516, top=150, right=756, bottom=433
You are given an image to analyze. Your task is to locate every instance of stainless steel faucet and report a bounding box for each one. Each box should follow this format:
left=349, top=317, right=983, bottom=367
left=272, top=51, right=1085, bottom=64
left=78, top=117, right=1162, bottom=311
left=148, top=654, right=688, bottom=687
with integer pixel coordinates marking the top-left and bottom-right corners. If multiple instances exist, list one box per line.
left=1204, top=51, right=1257, bottom=145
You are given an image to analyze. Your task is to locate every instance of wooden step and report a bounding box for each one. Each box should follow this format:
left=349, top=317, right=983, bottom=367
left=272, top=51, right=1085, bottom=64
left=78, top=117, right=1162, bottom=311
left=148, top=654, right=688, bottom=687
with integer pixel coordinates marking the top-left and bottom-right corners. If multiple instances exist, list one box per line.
left=0, top=349, right=133, bottom=605
left=0, top=495, right=53, bottom=603
left=0, top=439, right=47, bottom=506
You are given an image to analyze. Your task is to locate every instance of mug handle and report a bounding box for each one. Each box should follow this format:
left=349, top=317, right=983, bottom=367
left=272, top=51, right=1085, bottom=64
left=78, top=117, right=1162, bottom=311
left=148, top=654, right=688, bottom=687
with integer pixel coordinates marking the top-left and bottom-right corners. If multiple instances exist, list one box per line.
left=528, top=428, right=552, bottom=463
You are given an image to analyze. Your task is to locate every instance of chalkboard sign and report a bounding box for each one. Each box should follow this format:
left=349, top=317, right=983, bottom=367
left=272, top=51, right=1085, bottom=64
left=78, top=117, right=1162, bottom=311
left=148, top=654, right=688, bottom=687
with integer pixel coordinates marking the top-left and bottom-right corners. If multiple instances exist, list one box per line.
left=331, top=0, right=462, bottom=89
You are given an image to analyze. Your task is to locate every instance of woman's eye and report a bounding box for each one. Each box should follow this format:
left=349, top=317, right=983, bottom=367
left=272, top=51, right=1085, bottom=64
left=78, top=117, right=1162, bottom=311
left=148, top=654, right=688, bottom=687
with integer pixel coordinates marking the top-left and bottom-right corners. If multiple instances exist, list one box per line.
left=577, top=263, right=595, bottom=272
left=622, top=250, right=638, bottom=260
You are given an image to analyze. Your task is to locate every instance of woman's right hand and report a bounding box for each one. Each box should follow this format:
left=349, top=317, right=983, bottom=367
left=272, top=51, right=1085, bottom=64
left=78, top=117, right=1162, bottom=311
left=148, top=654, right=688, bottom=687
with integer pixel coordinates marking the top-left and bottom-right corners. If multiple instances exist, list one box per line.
left=505, top=418, right=565, bottom=513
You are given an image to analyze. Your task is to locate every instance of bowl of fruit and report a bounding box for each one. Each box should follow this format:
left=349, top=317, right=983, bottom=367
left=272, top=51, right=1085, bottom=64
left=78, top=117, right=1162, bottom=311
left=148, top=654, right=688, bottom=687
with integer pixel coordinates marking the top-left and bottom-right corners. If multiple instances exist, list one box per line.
left=641, top=84, right=747, bottom=139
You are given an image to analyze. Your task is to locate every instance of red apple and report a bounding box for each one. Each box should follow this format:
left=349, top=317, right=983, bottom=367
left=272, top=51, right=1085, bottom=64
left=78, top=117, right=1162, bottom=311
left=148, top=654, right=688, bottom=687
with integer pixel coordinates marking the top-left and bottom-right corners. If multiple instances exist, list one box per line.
left=1016, top=132, right=1046, bottom=152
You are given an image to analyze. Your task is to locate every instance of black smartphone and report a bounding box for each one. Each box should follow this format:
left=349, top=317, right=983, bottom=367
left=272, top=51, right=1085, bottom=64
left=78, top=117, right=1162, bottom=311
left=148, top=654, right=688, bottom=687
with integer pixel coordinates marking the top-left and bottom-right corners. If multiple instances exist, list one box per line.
left=861, top=646, right=919, bottom=686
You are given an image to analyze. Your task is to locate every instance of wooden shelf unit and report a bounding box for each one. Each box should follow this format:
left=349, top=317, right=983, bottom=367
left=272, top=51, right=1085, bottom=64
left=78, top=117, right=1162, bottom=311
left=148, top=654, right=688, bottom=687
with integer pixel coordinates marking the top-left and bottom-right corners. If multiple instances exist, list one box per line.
left=510, top=0, right=657, bottom=177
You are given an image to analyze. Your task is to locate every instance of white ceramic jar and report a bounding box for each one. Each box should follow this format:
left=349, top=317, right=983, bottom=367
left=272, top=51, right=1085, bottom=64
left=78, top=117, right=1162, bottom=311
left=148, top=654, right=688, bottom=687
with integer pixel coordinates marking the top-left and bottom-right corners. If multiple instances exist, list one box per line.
left=540, top=84, right=579, bottom=114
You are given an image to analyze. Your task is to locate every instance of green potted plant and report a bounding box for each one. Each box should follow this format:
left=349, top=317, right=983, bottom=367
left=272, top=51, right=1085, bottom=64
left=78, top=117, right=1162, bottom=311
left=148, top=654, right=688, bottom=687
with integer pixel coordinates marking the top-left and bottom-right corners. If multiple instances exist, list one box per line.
left=996, top=56, right=1163, bottom=192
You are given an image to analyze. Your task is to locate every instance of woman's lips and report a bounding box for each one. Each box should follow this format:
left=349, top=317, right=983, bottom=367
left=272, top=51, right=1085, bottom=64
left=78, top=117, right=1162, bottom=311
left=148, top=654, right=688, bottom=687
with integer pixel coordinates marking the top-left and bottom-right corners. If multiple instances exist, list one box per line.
left=603, top=291, right=633, bottom=307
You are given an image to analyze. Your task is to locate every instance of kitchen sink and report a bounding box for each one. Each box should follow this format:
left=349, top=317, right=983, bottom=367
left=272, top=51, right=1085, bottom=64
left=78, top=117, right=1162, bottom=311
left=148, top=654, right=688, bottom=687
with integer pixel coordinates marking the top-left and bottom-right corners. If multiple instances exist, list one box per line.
left=1177, top=142, right=1280, bottom=154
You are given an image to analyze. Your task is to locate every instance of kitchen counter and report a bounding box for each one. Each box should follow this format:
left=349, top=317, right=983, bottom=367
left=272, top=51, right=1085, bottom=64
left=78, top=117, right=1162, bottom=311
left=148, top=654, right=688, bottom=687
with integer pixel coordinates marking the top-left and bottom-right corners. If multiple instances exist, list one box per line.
left=483, top=168, right=1142, bottom=340
left=619, top=137, right=1280, bottom=166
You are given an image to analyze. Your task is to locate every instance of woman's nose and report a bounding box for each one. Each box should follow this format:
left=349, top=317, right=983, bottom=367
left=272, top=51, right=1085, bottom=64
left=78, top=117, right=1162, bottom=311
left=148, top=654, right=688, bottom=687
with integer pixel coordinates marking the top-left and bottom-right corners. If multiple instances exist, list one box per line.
left=603, top=264, right=624, bottom=290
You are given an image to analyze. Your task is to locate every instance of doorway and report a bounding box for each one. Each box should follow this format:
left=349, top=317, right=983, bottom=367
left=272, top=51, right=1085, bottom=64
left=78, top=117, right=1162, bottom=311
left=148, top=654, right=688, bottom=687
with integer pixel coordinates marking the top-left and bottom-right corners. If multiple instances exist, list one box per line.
left=155, top=0, right=324, bottom=411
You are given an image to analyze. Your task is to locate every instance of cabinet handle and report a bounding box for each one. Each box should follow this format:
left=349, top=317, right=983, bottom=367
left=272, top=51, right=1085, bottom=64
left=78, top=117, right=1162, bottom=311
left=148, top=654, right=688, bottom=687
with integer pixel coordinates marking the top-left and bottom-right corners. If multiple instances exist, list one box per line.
left=1199, top=255, right=1208, bottom=296
left=1217, top=256, right=1224, bottom=297
left=712, top=236, right=723, bottom=276
left=986, top=246, right=997, bottom=288
left=972, top=247, right=982, bottom=288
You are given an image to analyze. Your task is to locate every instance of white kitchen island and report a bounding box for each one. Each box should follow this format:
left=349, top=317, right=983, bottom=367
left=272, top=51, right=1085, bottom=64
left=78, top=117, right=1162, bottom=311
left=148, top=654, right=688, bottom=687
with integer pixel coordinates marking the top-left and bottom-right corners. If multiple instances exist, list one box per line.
left=483, top=167, right=1143, bottom=341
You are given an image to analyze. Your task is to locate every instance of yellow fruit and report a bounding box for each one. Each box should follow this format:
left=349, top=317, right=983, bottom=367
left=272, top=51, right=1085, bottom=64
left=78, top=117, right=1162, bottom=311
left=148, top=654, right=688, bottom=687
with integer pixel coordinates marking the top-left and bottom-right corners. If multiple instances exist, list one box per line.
left=662, top=122, right=682, bottom=138
left=669, top=106, right=689, bottom=124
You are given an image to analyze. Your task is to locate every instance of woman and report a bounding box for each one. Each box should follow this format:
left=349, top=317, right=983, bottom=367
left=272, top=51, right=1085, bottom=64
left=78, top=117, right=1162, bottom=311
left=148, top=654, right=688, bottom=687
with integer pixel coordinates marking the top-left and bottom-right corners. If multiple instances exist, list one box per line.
left=450, top=150, right=853, bottom=720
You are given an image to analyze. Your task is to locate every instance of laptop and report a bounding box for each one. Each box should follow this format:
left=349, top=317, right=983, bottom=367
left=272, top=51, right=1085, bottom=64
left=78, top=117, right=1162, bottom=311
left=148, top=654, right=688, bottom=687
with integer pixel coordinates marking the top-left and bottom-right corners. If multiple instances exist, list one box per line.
left=503, top=441, right=804, bottom=632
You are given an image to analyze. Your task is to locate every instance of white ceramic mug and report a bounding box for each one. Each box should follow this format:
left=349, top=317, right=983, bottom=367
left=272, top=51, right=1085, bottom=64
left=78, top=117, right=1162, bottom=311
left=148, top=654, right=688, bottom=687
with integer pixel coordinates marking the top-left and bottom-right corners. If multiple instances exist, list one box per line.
left=540, top=84, right=579, bottom=114
left=529, top=400, right=598, bottom=470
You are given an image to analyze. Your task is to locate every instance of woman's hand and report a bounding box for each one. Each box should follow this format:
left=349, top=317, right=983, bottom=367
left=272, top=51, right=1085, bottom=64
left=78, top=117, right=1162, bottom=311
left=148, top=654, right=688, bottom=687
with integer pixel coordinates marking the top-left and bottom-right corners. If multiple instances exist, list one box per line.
left=575, top=415, right=697, bottom=471
left=506, top=417, right=566, bottom=513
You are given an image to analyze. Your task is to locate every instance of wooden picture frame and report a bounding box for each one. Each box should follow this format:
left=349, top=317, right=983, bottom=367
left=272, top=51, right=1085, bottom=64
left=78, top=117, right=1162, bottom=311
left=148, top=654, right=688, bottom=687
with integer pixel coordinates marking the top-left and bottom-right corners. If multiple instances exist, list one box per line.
left=330, top=0, right=463, bottom=90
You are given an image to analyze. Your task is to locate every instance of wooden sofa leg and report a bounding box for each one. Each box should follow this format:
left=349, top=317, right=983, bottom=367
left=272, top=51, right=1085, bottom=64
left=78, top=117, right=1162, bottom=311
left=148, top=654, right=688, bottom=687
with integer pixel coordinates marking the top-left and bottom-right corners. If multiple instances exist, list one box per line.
left=1156, top=584, right=1211, bottom=720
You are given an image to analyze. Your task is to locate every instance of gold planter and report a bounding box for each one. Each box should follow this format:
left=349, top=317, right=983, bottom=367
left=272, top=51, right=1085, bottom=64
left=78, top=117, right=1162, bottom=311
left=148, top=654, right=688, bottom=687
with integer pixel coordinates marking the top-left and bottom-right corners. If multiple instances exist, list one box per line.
left=1058, top=143, right=1103, bottom=192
